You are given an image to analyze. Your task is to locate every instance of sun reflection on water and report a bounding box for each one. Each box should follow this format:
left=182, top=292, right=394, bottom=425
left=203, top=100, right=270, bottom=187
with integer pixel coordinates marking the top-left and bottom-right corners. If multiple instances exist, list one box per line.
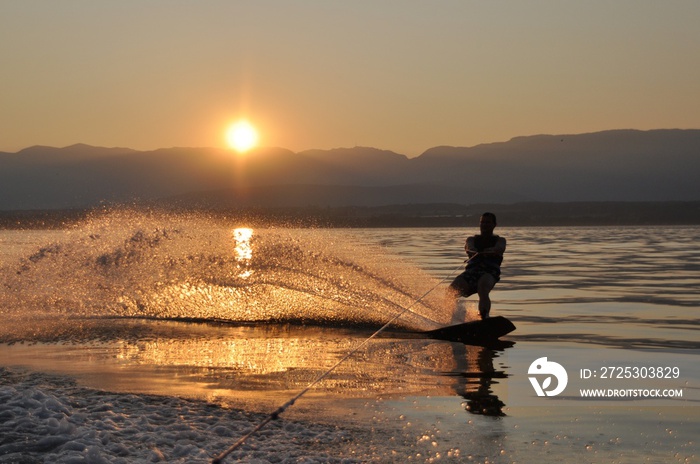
left=104, top=322, right=505, bottom=410
left=233, top=227, right=254, bottom=278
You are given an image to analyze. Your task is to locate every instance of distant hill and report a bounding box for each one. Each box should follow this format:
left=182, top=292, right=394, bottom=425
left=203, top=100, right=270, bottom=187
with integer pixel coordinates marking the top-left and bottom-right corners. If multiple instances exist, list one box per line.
left=1, top=129, right=699, bottom=211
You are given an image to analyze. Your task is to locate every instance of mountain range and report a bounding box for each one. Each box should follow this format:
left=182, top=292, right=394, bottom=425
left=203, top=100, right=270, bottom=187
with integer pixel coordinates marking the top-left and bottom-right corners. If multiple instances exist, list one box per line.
left=1, top=129, right=699, bottom=211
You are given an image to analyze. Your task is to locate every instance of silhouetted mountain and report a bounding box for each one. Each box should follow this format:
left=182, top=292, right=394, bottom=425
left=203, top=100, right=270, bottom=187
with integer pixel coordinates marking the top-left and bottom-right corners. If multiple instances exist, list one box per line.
left=1, top=129, right=699, bottom=210
left=298, top=147, right=409, bottom=185
left=411, top=130, right=700, bottom=202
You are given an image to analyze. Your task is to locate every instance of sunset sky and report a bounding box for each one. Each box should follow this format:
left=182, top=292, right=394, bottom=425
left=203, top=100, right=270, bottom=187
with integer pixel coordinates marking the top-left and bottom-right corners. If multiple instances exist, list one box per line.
left=2, top=1, right=699, bottom=156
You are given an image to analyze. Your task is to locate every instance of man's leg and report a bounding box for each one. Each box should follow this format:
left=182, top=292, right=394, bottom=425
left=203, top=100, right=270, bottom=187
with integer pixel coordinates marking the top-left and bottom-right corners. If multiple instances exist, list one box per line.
left=449, top=273, right=477, bottom=323
left=476, top=273, right=497, bottom=319
left=449, top=273, right=477, bottom=299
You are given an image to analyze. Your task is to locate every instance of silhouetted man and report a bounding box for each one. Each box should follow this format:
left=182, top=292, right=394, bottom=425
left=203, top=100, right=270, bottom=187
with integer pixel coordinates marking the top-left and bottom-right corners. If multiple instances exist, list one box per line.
left=449, top=212, right=506, bottom=319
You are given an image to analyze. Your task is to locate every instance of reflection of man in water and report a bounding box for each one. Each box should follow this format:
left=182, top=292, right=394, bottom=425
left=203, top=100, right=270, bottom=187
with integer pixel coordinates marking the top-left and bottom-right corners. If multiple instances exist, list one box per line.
left=458, top=345, right=506, bottom=416
left=449, top=213, right=506, bottom=319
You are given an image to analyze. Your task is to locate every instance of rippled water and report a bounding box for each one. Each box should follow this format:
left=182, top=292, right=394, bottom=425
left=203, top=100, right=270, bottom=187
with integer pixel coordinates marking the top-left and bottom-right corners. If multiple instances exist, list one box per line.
left=1, top=213, right=698, bottom=462
left=357, top=225, right=700, bottom=350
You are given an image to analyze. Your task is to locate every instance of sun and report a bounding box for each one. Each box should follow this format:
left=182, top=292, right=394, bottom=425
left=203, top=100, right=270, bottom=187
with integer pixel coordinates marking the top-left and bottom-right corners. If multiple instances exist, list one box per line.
left=226, top=121, right=259, bottom=153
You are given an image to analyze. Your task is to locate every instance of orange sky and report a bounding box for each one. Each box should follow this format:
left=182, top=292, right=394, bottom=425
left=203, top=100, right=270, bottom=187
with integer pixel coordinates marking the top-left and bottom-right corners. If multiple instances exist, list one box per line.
left=2, top=1, right=699, bottom=156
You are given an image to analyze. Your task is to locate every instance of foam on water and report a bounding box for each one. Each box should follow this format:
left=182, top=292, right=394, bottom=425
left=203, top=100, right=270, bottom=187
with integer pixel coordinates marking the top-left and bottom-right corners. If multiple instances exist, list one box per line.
left=0, top=210, right=452, bottom=344
left=0, top=367, right=377, bottom=463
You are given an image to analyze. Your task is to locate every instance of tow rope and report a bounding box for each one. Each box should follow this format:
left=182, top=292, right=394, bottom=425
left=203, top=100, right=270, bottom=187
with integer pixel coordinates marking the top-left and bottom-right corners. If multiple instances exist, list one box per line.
left=212, top=261, right=465, bottom=463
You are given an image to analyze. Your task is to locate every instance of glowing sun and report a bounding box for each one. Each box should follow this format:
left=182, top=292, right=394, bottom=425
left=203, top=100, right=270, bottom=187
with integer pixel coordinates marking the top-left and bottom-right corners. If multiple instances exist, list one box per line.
left=226, top=121, right=259, bottom=152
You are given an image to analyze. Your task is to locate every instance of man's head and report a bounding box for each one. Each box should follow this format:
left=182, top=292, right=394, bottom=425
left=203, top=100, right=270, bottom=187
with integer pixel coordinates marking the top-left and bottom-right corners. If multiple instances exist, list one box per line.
left=479, top=212, right=497, bottom=236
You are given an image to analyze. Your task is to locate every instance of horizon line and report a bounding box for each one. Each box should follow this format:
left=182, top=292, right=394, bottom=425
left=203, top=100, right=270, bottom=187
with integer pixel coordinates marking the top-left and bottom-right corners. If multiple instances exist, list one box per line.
left=2, top=127, right=699, bottom=157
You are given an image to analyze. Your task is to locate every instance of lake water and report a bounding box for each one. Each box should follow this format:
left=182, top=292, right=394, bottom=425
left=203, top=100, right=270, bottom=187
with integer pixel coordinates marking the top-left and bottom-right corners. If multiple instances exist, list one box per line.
left=0, top=212, right=698, bottom=463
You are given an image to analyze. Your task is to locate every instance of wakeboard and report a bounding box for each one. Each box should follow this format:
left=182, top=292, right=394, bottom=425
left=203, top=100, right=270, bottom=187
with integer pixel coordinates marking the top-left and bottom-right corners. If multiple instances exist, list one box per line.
left=421, top=316, right=515, bottom=344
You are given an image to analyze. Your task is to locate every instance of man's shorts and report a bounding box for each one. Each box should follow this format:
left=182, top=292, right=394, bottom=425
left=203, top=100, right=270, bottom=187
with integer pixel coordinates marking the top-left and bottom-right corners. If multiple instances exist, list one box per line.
left=450, top=267, right=500, bottom=297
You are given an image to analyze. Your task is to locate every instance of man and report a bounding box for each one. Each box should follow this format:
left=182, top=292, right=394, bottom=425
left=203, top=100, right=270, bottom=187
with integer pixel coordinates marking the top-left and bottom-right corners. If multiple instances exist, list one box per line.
left=449, top=212, right=506, bottom=319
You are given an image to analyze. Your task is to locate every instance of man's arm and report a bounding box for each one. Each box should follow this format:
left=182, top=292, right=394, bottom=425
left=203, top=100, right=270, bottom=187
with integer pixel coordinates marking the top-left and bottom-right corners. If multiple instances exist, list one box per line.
left=482, top=237, right=506, bottom=257
left=465, top=236, right=478, bottom=258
